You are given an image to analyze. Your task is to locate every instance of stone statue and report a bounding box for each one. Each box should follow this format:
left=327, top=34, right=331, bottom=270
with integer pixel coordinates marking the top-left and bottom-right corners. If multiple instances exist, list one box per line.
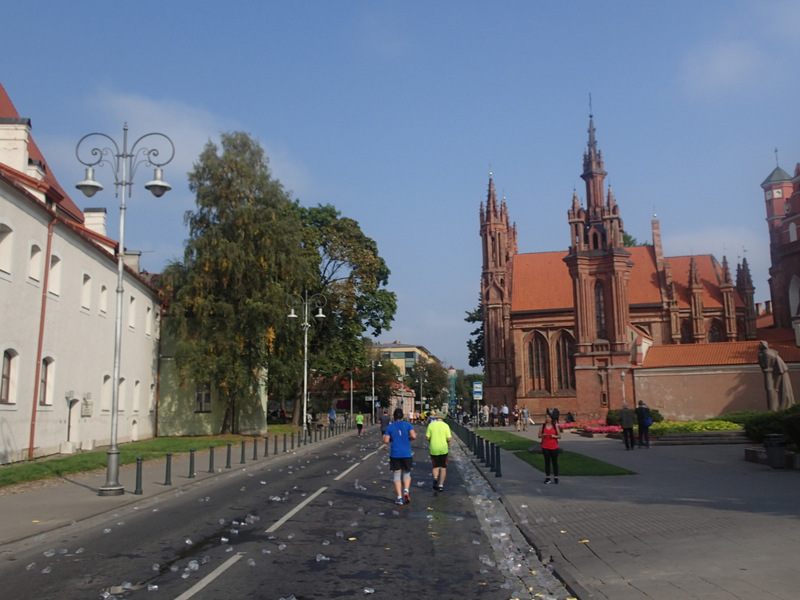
left=758, top=341, right=795, bottom=411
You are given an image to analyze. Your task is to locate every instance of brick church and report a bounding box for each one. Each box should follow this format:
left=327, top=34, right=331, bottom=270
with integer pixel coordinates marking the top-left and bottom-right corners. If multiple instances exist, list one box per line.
left=479, top=116, right=800, bottom=421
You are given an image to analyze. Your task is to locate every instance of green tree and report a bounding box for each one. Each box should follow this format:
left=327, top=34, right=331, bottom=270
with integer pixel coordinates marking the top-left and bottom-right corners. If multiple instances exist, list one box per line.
left=161, top=132, right=313, bottom=434
left=407, top=358, right=449, bottom=410
left=623, top=232, right=650, bottom=247
left=465, top=299, right=484, bottom=368
left=294, top=204, right=397, bottom=417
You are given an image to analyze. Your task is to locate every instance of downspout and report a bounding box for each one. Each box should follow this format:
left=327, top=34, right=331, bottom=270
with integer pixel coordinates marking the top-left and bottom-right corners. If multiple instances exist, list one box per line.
left=154, top=302, right=164, bottom=438
left=29, top=216, right=57, bottom=459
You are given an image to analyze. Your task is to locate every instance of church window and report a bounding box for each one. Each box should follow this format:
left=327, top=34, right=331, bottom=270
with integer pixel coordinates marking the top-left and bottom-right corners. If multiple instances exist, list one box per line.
left=790, top=223, right=798, bottom=243
left=595, top=282, right=607, bottom=339
left=680, top=320, right=692, bottom=344
left=555, top=333, right=575, bottom=391
left=708, top=321, right=723, bottom=343
left=528, top=333, right=549, bottom=392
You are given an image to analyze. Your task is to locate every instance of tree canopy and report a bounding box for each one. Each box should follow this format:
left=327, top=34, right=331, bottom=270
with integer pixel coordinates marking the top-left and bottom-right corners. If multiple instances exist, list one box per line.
left=465, top=298, right=484, bottom=368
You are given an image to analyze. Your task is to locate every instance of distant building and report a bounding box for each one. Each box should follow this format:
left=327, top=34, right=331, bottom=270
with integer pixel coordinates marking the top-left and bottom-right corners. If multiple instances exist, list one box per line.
left=480, top=116, right=799, bottom=421
left=373, top=340, right=441, bottom=377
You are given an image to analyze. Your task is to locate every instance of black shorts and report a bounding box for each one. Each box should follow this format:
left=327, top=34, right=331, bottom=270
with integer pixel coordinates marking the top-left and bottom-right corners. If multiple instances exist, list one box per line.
left=430, top=454, right=448, bottom=469
left=389, top=456, right=413, bottom=473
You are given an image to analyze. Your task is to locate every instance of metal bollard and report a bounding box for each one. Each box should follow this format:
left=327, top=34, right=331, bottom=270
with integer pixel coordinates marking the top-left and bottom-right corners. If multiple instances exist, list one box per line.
left=253, top=438, right=258, bottom=460
left=226, top=443, right=232, bottom=469
left=188, top=449, right=195, bottom=479
left=209, top=445, right=215, bottom=473
left=274, top=435, right=278, bottom=455
left=476, top=435, right=483, bottom=461
left=264, top=436, right=269, bottom=457
left=283, top=434, right=287, bottom=453
left=494, top=444, right=502, bottom=477
left=240, top=440, right=246, bottom=464
left=488, top=443, right=496, bottom=472
left=485, top=439, right=492, bottom=468
left=134, top=457, right=143, bottom=495
left=291, top=432, right=295, bottom=450
left=165, top=452, right=173, bottom=485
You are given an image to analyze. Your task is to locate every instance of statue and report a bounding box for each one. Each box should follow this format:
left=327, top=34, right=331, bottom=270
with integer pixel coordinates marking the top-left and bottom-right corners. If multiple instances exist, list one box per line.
left=758, top=341, right=795, bottom=411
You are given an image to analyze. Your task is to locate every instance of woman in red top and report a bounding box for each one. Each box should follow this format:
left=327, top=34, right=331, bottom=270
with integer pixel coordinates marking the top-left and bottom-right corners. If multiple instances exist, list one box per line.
left=538, top=412, right=561, bottom=484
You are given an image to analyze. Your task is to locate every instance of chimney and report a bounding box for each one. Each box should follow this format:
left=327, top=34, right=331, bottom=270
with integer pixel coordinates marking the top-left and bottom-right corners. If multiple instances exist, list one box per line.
left=83, top=208, right=107, bottom=236
left=766, top=300, right=773, bottom=314
left=0, top=117, right=32, bottom=174
left=123, top=251, right=141, bottom=274
left=755, top=302, right=762, bottom=316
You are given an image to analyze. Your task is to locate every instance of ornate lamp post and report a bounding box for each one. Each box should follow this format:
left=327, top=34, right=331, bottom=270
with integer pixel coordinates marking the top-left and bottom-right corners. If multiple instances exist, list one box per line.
left=75, top=124, right=175, bottom=496
left=287, top=292, right=326, bottom=439
left=416, top=376, right=426, bottom=415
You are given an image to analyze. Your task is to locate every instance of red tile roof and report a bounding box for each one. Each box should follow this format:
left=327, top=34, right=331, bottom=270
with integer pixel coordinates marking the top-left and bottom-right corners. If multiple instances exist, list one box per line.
left=642, top=338, right=800, bottom=368
left=0, top=82, right=84, bottom=223
left=510, top=246, right=743, bottom=314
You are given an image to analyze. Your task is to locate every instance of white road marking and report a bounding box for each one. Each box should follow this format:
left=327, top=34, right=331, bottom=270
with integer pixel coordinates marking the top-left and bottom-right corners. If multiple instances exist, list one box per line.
left=265, top=485, right=328, bottom=533
left=173, top=552, right=243, bottom=600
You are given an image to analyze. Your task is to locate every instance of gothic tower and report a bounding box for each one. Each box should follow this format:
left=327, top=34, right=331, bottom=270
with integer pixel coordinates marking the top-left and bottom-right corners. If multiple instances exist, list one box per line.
left=479, top=176, right=517, bottom=407
left=563, top=116, right=633, bottom=414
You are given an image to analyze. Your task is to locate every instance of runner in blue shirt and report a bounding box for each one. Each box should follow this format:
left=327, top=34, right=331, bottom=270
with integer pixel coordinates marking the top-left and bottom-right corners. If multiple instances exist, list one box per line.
left=383, top=408, right=417, bottom=505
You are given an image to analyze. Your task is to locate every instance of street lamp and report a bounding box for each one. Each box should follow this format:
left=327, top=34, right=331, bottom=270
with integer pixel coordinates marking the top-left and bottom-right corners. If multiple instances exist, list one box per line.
left=371, top=359, right=381, bottom=424
left=416, top=376, right=426, bottom=415
left=76, top=124, right=174, bottom=497
left=287, top=292, right=326, bottom=439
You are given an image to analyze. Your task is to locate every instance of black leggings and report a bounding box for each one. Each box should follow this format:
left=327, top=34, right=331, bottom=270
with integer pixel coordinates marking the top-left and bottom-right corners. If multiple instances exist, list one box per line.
left=542, top=448, right=559, bottom=477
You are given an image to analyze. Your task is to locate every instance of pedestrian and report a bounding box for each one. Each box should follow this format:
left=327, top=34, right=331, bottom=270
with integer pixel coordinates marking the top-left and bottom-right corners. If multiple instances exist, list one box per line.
left=328, top=407, right=336, bottom=428
left=481, top=404, right=489, bottom=427
left=355, top=411, right=364, bottom=436
left=500, top=403, right=509, bottom=426
left=620, top=402, right=635, bottom=450
left=521, top=404, right=530, bottom=431
left=513, top=405, right=520, bottom=431
left=636, top=401, right=651, bottom=448
left=426, top=411, right=452, bottom=492
left=538, top=412, right=561, bottom=484
left=383, top=407, right=417, bottom=505
left=549, top=406, right=560, bottom=423
left=490, top=405, right=498, bottom=427
left=379, top=409, right=391, bottom=436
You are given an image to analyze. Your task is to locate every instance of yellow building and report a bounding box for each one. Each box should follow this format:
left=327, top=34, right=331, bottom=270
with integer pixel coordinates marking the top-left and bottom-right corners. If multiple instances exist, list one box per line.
left=373, top=341, right=440, bottom=377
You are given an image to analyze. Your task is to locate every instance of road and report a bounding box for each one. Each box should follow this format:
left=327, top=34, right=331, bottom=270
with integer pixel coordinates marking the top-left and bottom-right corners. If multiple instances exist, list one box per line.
left=1, top=429, right=571, bottom=600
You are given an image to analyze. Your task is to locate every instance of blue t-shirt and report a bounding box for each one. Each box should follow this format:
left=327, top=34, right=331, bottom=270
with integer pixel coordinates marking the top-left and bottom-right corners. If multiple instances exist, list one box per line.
left=385, top=420, right=414, bottom=458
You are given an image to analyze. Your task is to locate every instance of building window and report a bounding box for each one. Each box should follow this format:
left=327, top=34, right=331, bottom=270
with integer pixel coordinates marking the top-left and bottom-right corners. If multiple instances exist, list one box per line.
left=133, top=379, right=141, bottom=412
left=29, top=244, right=42, bottom=281
left=128, top=296, right=136, bottom=329
left=119, top=377, right=126, bottom=412
left=708, top=321, right=723, bottom=343
left=595, top=282, right=607, bottom=339
left=101, top=374, right=112, bottom=411
left=81, top=274, right=92, bottom=309
left=528, top=333, right=549, bottom=392
left=99, top=285, right=108, bottom=314
left=196, top=383, right=212, bottom=413
left=2, top=350, right=17, bottom=404
left=39, top=357, right=54, bottom=405
left=680, top=320, right=692, bottom=344
left=791, top=223, right=798, bottom=243
left=145, top=306, right=153, bottom=337
left=0, top=223, right=12, bottom=275
left=48, top=254, right=61, bottom=296
left=555, top=333, right=575, bottom=391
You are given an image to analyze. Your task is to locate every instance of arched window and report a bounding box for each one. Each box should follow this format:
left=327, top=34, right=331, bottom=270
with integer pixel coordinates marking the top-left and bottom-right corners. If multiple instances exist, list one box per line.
left=595, top=282, right=607, bottom=339
left=680, top=320, right=692, bottom=344
left=39, top=357, right=54, bottom=405
left=528, top=333, right=549, bottom=392
left=101, top=374, right=112, bottom=411
left=0, top=223, right=12, bottom=275
left=1, top=349, right=17, bottom=404
left=29, top=244, right=42, bottom=281
left=100, top=285, right=108, bottom=314
left=555, top=333, right=576, bottom=391
left=708, top=321, right=723, bottom=343
left=48, top=254, right=61, bottom=296
left=81, top=274, right=92, bottom=309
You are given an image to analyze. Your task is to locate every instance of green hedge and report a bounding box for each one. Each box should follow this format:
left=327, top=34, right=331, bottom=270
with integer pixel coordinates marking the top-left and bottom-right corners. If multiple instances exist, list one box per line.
left=742, top=403, right=800, bottom=443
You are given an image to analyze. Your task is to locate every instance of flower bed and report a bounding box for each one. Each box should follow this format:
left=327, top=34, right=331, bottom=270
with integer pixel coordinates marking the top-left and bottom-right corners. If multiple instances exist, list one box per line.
left=560, top=419, right=605, bottom=430
left=583, top=425, right=623, bottom=434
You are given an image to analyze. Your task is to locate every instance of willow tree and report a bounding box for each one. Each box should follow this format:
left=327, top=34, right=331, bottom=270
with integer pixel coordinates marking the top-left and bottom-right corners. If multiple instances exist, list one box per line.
left=161, top=132, right=313, bottom=433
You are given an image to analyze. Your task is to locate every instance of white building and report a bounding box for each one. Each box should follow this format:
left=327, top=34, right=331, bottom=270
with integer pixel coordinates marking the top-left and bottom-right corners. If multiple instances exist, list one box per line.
left=0, top=83, right=160, bottom=464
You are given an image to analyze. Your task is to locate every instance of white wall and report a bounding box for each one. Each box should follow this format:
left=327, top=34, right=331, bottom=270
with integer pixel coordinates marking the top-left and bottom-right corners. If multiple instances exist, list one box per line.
left=0, top=181, right=159, bottom=463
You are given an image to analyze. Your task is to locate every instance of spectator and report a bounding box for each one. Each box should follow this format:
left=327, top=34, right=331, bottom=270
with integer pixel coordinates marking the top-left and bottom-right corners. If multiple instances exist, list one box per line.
left=620, top=402, right=635, bottom=450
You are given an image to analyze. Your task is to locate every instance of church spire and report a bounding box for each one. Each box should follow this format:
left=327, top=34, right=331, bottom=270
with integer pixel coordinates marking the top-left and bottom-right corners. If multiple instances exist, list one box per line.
left=582, top=113, right=607, bottom=216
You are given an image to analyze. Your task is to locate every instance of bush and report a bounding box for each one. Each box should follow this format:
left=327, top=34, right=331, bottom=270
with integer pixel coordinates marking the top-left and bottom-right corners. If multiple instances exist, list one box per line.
left=784, top=412, right=800, bottom=449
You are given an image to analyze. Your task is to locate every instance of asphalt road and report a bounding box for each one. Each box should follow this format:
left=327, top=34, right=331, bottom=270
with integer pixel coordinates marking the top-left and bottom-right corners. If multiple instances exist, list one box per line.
left=0, top=429, right=568, bottom=600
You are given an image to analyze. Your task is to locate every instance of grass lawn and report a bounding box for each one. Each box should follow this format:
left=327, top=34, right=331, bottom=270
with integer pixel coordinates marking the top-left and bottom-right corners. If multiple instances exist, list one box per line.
left=0, top=426, right=302, bottom=490
left=475, top=429, right=635, bottom=476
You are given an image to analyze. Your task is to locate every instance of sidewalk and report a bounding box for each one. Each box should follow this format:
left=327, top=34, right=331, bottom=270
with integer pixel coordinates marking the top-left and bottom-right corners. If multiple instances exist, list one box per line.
left=463, top=424, right=800, bottom=600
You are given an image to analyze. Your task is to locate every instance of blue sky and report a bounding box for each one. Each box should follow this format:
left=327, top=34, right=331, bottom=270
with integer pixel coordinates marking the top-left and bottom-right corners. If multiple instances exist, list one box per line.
left=4, top=1, right=800, bottom=371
